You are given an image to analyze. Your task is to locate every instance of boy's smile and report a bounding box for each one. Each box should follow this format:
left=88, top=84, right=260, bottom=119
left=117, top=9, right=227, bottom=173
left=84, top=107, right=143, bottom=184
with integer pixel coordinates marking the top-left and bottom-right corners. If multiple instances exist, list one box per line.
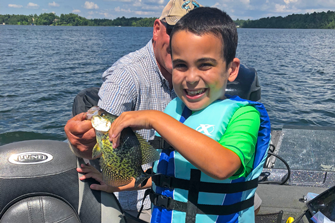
left=171, top=30, right=239, bottom=111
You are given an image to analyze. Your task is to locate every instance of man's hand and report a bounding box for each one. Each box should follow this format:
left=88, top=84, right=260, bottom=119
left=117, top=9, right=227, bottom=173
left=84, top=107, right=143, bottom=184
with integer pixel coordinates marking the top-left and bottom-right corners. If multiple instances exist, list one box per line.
left=64, top=112, right=96, bottom=159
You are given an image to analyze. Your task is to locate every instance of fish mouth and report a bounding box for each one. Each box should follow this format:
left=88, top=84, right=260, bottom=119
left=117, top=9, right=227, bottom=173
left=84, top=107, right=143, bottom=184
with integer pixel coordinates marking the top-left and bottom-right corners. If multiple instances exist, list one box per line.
left=91, top=116, right=111, bottom=132
left=86, top=106, right=100, bottom=120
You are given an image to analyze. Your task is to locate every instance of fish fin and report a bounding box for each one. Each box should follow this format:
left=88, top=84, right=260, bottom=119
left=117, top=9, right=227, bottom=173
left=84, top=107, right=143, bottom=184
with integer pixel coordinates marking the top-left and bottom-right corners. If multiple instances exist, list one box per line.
left=135, top=133, right=160, bottom=164
left=134, top=167, right=157, bottom=188
left=92, top=143, right=102, bottom=159
left=134, top=173, right=151, bottom=188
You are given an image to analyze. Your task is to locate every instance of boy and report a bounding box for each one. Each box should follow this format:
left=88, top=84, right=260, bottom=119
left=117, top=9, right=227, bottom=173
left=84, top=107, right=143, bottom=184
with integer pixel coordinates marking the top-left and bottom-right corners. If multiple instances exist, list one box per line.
left=109, top=7, right=270, bottom=223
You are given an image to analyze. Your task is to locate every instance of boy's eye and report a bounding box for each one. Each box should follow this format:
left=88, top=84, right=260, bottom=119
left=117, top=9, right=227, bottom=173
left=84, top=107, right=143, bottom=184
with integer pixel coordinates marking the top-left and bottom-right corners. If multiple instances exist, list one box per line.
left=199, top=63, right=213, bottom=69
left=173, top=63, right=187, bottom=69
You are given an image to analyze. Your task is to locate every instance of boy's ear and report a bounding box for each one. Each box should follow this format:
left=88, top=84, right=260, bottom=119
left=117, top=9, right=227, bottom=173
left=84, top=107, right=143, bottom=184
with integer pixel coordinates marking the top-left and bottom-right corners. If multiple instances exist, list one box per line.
left=152, top=19, right=161, bottom=42
left=228, top=58, right=240, bottom=82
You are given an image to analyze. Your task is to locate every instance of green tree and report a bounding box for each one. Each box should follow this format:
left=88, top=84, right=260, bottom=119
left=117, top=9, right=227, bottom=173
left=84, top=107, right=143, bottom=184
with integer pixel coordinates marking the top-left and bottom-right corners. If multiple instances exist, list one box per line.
left=241, top=10, right=335, bottom=29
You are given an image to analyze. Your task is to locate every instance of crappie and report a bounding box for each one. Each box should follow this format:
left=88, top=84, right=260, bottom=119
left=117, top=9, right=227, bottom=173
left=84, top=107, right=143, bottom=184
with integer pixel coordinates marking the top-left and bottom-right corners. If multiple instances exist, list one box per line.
left=86, top=106, right=160, bottom=187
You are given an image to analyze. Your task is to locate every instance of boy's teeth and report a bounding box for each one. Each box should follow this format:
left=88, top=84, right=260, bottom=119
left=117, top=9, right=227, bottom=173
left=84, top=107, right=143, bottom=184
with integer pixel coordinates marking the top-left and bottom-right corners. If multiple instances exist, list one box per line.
left=187, top=89, right=205, bottom=96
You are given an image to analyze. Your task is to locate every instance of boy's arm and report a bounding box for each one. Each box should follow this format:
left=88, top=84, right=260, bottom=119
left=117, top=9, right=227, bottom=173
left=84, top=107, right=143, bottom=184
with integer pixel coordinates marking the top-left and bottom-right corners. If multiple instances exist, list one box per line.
left=109, top=110, right=242, bottom=180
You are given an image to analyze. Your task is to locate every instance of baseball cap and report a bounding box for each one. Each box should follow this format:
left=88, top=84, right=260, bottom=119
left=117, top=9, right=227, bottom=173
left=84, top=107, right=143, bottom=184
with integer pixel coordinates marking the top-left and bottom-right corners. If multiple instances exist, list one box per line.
left=159, top=0, right=201, bottom=25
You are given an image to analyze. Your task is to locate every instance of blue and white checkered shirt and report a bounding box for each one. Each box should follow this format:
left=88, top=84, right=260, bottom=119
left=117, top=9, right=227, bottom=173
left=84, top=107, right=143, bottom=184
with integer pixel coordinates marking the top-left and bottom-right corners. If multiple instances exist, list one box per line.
left=98, top=40, right=176, bottom=211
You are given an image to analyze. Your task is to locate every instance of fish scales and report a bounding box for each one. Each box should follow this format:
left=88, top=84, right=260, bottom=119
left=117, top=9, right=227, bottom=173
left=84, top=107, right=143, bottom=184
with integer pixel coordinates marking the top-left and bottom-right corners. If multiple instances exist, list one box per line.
left=87, top=106, right=160, bottom=187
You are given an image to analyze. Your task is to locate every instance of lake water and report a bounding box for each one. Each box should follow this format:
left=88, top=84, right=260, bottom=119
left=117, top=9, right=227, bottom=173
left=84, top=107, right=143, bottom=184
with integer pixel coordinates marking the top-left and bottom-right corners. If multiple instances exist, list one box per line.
left=0, top=25, right=334, bottom=145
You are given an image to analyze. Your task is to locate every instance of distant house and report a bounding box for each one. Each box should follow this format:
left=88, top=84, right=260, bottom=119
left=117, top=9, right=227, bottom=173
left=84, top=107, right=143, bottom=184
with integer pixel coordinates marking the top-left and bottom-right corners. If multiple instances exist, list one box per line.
left=2, top=23, right=5, bottom=25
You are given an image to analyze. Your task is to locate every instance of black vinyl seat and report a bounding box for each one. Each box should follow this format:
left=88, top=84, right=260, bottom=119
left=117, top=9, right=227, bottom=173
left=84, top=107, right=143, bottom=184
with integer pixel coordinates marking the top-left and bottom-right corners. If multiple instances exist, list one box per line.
left=1, top=194, right=80, bottom=223
left=226, top=64, right=261, bottom=101
left=0, top=140, right=126, bottom=223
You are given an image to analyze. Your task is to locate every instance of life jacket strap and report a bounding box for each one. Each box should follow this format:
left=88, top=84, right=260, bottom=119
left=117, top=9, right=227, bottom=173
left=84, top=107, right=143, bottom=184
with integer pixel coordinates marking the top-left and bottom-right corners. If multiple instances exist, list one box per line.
left=149, top=136, right=174, bottom=150
left=152, top=172, right=259, bottom=193
left=149, top=190, right=255, bottom=216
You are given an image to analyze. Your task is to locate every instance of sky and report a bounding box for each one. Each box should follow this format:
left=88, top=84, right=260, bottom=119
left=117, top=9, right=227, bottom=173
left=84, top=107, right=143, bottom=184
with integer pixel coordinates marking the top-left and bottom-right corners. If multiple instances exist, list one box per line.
left=1, top=0, right=335, bottom=21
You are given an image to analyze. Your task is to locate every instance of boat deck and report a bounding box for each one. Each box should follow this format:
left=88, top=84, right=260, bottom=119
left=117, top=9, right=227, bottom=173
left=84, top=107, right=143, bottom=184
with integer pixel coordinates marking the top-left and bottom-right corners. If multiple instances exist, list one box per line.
left=257, top=126, right=335, bottom=222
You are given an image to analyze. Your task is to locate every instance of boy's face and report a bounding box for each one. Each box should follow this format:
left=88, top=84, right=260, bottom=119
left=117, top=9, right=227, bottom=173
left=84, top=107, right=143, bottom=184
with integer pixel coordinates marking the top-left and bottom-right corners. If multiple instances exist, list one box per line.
left=171, top=30, right=239, bottom=111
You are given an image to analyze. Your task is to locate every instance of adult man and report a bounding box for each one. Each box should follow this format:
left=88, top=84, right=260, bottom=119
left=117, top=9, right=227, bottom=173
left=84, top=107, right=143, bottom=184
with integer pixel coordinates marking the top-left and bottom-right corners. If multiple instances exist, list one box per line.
left=64, top=0, right=201, bottom=221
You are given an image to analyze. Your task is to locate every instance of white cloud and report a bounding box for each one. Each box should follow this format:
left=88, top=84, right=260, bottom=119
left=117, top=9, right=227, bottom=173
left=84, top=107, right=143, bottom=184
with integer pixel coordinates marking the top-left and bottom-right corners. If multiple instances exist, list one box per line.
left=133, top=2, right=142, bottom=7
left=27, top=2, right=39, bottom=9
left=72, top=9, right=81, bottom=13
left=96, top=12, right=114, bottom=18
left=212, top=2, right=221, bottom=8
left=141, top=5, right=161, bottom=10
left=135, top=11, right=151, bottom=15
left=84, top=1, right=99, bottom=9
left=104, top=0, right=132, bottom=2
left=275, top=4, right=287, bottom=12
left=284, top=0, right=298, bottom=4
left=49, top=2, right=59, bottom=7
left=114, top=6, right=131, bottom=13
left=8, top=4, right=23, bottom=8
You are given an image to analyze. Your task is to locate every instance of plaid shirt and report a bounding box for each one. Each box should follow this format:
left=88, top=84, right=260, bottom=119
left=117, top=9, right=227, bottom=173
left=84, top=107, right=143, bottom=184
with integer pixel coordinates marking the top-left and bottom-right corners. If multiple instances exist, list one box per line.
left=98, top=40, right=176, bottom=211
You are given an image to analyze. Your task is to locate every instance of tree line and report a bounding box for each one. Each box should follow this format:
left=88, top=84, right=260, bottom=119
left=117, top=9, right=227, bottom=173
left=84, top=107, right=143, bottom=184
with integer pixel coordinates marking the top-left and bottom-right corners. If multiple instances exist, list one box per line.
left=241, top=10, right=335, bottom=29
left=1, top=10, right=335, bottom=28
left=0, top=13, right=156, bottom=27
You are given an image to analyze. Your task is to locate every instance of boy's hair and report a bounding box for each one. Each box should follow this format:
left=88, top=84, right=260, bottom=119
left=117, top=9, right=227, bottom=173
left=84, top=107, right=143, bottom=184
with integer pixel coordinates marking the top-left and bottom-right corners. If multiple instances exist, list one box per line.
left=170, top=7, right=238, bottom=67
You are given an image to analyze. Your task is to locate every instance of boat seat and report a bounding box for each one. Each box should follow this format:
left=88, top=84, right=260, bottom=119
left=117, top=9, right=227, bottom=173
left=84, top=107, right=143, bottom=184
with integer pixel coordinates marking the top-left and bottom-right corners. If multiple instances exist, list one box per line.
left=1, top=195, right=80, bottom=223
left=71, top=64, right=261, bottom=116
left=0, top=140, right=126, bottom=223
left=226, top=64, right=261, bottom=101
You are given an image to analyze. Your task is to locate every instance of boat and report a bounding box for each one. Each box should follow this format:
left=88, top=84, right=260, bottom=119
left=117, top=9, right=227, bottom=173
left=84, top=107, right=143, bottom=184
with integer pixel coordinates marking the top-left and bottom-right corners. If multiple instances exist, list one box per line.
left=1, top=65, right=334, bottom=223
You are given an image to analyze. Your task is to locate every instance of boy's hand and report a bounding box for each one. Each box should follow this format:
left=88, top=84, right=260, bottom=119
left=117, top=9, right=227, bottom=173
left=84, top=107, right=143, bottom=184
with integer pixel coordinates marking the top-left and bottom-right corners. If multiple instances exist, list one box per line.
left=77, top=163, right=116, bottom=193
left=64, top=113, right=96, bottom=159
left=109, top=110, right=159, bottom=148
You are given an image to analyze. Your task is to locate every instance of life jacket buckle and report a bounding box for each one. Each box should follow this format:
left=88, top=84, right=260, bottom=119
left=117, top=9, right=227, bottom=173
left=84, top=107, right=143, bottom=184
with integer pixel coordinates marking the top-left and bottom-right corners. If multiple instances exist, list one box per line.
left=156, top=194, right=170, bottom=209
left=160, top=175, right=173, bottom=189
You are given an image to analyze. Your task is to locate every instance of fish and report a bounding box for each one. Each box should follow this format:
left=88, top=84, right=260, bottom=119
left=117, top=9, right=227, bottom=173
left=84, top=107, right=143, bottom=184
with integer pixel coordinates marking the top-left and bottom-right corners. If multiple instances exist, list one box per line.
left=86, top=106, right=160, bottom=187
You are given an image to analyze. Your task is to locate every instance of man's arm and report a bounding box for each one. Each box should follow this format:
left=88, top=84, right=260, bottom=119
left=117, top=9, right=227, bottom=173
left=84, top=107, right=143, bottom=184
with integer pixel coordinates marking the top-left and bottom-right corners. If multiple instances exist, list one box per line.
left=64, top=112, right=96, bottom=159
